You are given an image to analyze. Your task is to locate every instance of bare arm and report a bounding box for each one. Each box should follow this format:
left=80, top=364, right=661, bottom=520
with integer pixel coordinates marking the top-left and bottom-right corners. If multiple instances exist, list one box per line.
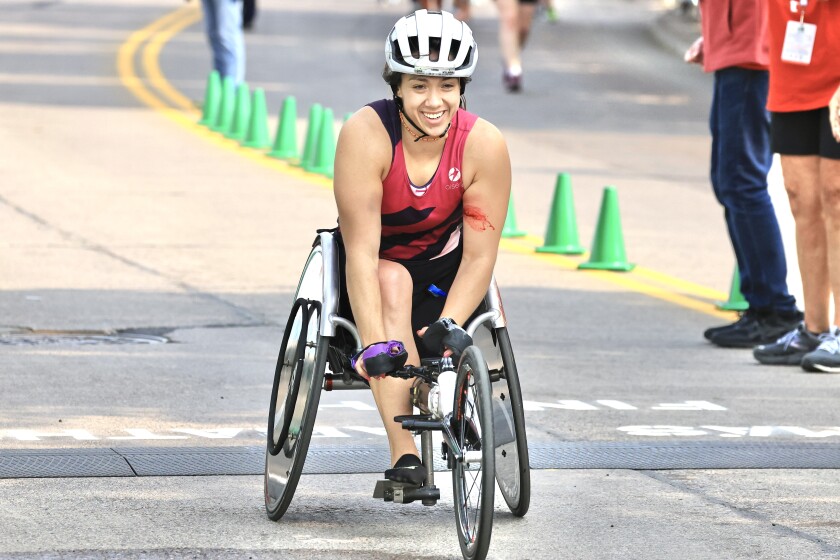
left=333, top=107, right=392, bottom=348
left=440, top=118, right=511, bottom=325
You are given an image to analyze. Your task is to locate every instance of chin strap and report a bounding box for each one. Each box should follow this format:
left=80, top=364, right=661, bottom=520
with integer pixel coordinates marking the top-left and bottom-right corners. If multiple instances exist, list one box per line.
left=394, top=96, right=451, bottom=143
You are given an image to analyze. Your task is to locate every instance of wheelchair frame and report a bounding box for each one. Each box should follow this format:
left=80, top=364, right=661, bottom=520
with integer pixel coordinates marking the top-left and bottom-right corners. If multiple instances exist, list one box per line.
left=264, top=231, right=530, bottom=560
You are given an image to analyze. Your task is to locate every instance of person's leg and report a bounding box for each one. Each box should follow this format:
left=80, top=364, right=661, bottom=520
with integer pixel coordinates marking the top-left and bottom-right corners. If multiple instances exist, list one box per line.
left=242, top=0, right=255, bottom=30
left=369, top=260, right=422, bottom=465
left=454, top=0, right=471, bottom=21
left=200, top=0, right=224, bottom=75
left=517, top=2, right=538, bottom=49
left=215, top=0, right=245, bottom=84
left=715, top=70, right=794, bottom=311
left=497, top=0, right=522, bottom=90
left=782, top=155, right=830, bottom=333
left=704, top=70, right=755, bottom=338
left=707, top=69, right=799, bottom=347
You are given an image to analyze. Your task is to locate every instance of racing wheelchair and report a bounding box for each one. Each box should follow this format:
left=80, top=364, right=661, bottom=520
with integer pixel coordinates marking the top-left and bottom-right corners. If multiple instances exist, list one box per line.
left=264, top=230, right=530, bottom=560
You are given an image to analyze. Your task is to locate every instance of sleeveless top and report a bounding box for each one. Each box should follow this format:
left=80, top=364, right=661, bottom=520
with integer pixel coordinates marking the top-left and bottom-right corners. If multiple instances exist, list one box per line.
left=367, top=98, right=478, bottom=262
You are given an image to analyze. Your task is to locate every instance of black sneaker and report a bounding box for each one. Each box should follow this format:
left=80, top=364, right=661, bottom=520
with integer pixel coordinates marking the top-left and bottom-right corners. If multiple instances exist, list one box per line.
left=710, top=310, right=803, bottom=348
left=801, top=331, right=840, bottom=373
left=703, top=311, right=757, bottom=341
left=753, top=323, right=825, bottom=365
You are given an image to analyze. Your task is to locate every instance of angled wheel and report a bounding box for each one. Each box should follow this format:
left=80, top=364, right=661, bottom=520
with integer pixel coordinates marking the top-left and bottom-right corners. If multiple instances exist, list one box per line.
left=493, top=327, right=531, bottom=517
left=451, top=346, right=495, bottom=560
left=265, top=244, right=328, bottom=521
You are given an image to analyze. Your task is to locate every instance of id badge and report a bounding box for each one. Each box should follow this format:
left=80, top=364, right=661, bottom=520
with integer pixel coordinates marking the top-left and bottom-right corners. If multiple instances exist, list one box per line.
left=781, top=20, right=817, bottom=65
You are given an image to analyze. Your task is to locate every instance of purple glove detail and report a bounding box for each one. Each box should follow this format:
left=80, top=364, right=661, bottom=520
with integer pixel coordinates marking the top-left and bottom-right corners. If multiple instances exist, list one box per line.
left=352, top=340, right=408, bottom=377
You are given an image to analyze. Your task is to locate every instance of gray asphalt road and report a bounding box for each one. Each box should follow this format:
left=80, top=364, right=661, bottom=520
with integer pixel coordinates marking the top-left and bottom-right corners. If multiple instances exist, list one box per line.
left=2, top=0, right=840, bottom=558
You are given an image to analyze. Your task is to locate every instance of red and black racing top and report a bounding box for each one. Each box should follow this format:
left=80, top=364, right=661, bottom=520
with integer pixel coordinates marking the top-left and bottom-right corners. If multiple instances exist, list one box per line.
left=368, top=98, right=478, bottom=262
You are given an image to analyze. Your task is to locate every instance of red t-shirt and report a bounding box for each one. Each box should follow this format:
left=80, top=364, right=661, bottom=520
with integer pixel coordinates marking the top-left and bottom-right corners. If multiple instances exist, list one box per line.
left=368, top=99, right=478, bottom=262
left=767, top=0, right=840, bottom=112
left=700, top=0, right=769, bottom=73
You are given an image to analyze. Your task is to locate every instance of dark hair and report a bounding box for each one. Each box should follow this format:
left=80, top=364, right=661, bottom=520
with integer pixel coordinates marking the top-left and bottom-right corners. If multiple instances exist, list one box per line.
left=381, top=64, right=471, bottom=98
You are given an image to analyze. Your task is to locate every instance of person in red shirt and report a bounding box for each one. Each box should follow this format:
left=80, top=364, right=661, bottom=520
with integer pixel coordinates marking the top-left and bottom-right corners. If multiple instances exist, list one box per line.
left=752, top=0, right=840, bottom=372
left=686, top=0, right=802, bottom=349
left=333, top=10, right=511, bottom=484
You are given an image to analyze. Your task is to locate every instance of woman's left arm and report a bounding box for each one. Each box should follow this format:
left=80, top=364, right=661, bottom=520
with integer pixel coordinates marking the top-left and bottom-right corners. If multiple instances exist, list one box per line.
left=439, top=119, right=511, bottom=325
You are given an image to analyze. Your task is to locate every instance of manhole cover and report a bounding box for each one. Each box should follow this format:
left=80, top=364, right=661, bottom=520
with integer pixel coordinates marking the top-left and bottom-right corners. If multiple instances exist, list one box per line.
left=0, top=330, right=169, bottom=346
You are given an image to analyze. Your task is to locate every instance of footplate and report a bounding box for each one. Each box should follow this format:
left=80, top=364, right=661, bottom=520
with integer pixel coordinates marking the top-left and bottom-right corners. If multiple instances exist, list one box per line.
left=372, top=480, right=440, bottom=505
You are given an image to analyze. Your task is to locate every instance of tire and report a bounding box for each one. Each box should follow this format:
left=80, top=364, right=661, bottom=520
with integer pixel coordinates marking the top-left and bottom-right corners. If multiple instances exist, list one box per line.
left=493, top=327, right=531, bottom=517
left=264, top=301, right=327, bottom=520
left=265, top=240, right=329, bottom=521
left=451, top=346, right=495, bottom=560
left=266, top=298, right=311, bottom=454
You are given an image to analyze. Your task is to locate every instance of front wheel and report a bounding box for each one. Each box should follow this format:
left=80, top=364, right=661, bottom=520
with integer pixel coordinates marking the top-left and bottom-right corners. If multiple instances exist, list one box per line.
left=451, top=346, right=495, bottom=560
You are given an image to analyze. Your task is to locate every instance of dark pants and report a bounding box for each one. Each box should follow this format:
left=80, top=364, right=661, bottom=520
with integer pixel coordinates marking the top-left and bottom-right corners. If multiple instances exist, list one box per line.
left=709, top=67, right=796, bottom=314
left=242, top=0, right=255, bottom=28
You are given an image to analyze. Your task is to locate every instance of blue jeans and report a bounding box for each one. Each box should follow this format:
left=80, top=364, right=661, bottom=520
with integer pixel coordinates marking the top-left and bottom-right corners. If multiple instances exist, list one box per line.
left=201, top=0, right=245, bottom=84
left=710, top=67, right=796, bottom=314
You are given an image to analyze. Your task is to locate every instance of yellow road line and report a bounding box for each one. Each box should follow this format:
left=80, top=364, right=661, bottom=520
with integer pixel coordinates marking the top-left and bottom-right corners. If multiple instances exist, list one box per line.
left=143, top=6, right=202, bottom=113
left=117, top=7, right=737, bottom=320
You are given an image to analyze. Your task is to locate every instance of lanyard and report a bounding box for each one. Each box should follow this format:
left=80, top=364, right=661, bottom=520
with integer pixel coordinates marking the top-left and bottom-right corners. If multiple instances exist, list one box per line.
left=790, top=0, right=807, bottom=23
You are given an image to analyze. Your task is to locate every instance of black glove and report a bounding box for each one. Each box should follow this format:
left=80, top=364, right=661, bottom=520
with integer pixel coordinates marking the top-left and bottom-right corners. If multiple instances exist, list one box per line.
left=422, top=318, right=472, bottom=362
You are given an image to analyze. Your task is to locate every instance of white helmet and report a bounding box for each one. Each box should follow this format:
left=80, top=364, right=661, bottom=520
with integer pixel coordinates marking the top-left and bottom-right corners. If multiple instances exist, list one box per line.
left=385, top=10, right=478, bottom=78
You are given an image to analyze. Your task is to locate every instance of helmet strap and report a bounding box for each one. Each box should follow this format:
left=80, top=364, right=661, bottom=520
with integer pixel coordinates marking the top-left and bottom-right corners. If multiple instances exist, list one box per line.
left=394, top=96, right=450, bottom=143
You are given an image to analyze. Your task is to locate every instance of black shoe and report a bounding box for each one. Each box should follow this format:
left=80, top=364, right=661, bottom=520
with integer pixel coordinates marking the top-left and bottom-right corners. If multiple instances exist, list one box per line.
left=703, top=311, right=758, bottom=341
left=384, top=454, right=426, bottom=486
left=710, top=310, right=803, bottom=348
left=753, top=323, right=826, bottom=365
left=503, top=70, right=522, bottom=93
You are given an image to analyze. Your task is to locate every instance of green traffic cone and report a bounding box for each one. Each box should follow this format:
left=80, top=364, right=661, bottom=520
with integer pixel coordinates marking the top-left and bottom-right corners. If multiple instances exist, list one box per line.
left=224, top=82, right=251, bottom=141
left=578, top=186, right=635, bottom=271
left=501, top=196, right=527, bottom=238
left=537, top=173, right=585, bottom=254
left=308, top=107, right=336, bottom=178
left=268, top=96, right=299, bottom=160
left=198, top=70, right=221, bottom=126
left=242, top=87, right=270, bottom=149
left=296, top=104, right=323, bottom=169
left=210, top=76, right=235, bottom=132
left=717, top=265, right=749, bottom=311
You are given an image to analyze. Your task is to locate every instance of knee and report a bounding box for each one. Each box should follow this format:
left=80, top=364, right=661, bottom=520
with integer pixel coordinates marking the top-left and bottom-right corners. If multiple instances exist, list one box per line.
left=821, top=181, right=840, bottom=223
left=785, top=180, right=821, bottom=221
left=378, top=262, right=412, bottom=315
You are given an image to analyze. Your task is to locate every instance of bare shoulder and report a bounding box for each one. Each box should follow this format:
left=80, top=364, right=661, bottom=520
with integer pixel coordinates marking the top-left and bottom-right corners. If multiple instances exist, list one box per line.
left=339, top=106, right=388, bottom=147
left=336, top=106, right=392, bottom=179
left=464, top=117, right=508, bottom=160
left=463, top=117, right=510, bottom=181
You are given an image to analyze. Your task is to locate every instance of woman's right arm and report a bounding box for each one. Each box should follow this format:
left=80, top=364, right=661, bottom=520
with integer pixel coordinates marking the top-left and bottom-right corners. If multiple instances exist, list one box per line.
left=333, top=107, right=392, bottom=352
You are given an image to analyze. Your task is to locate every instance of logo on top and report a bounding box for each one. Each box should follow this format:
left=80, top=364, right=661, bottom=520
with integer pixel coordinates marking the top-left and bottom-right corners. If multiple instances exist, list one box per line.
left=448, top=167, right=462, bottom=182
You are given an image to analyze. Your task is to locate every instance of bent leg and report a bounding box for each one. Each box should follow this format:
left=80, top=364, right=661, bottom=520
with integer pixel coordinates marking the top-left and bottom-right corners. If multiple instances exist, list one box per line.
left=368, top=260, right=422, bottom=466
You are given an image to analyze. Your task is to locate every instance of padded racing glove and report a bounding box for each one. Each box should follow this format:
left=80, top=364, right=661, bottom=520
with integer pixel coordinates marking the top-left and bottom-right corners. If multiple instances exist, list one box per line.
left=421, top=317, right=472, bottom=362
left=351, top=340, right=408, bottom=378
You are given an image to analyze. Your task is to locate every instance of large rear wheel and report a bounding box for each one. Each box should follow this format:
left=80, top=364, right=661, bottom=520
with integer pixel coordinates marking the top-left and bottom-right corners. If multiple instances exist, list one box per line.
left=265, top=241, right=329, bottom=521
left=492, top=327, right=531, bottom=517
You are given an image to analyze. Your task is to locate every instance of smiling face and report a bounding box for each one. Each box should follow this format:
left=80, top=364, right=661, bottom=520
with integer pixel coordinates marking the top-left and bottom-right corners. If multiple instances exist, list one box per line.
left=396, top=74, right=461, bottom=138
